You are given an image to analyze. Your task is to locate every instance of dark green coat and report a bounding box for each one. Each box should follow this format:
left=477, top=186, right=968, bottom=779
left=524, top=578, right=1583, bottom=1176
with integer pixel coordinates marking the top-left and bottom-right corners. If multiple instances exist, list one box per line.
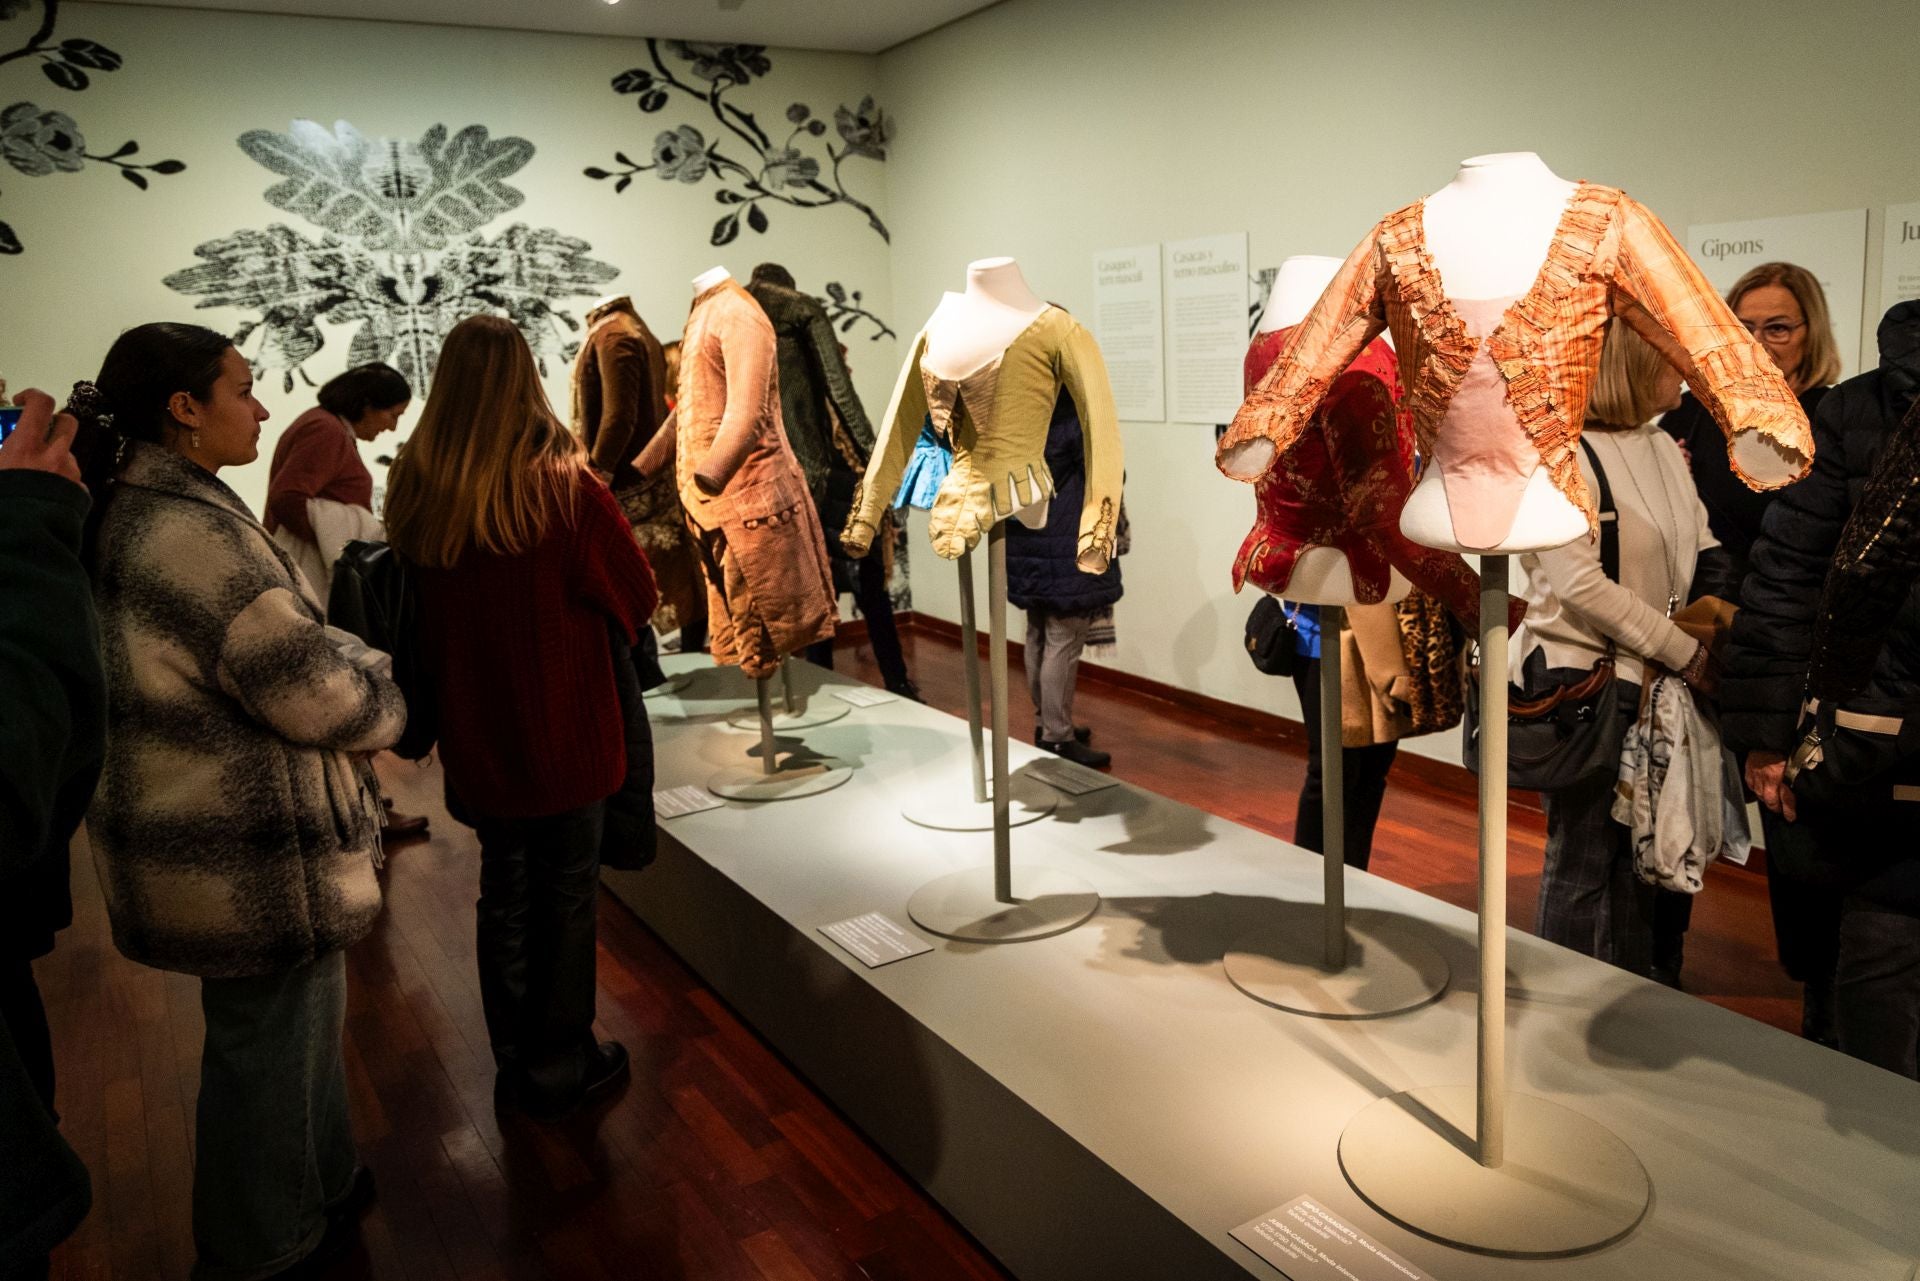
left=746, top=280, right=876, bottom=507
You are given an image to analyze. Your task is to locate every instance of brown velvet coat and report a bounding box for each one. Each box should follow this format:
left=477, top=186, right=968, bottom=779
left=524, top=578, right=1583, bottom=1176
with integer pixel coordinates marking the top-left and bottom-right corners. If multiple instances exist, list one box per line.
left=639, top=281, right=835, bottom=675
left=571, top=299, right=704, bottom=632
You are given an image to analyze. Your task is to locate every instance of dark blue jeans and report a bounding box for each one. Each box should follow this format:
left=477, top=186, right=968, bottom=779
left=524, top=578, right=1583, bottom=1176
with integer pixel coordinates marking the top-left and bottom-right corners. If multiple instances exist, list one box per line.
left=193, top=950, right=354, bottom=1280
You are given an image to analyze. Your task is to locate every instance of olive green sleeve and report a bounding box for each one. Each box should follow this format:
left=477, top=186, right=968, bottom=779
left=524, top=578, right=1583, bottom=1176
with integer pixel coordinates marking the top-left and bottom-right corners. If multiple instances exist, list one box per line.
left=1059, top=322, right=1124, bottom=574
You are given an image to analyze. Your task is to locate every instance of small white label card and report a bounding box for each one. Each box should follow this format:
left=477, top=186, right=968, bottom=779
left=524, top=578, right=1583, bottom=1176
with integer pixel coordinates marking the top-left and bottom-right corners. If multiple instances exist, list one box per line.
left=833, top=687, right=897, bottom=708
left=1232, top=1196, right=1434, bottom=1280
left=1025, top=758, right=1120, bottom=796
left=819, top=912, right=934, bottom=969
left=653, top=784, right=724, bottom=820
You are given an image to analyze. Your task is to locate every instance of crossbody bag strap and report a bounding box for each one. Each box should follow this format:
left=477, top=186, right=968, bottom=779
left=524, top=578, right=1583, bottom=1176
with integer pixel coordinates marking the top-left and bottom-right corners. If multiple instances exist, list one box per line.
left=1580, top=435, right=1619, bottom=585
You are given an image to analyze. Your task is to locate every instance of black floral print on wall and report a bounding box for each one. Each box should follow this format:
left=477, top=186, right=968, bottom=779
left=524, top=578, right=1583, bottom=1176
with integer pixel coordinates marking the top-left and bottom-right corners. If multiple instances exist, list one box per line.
left=0, top=0, right=184, bottom=255
left=165, top=120, right=617, bottom=392
left=585, top=40, right=892, bottom=245
left=817, top=281, right=893, bottom=342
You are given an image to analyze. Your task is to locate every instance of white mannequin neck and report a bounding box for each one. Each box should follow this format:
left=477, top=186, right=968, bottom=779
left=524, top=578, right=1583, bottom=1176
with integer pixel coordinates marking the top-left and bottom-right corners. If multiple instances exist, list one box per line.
left=1421, top=152, right=1577, bottom=300
left=921, top=257, right=1050, bottom=379
left=691, top=265, right=733, bottom=296
left=1258, top=256, right=1343, bottom=335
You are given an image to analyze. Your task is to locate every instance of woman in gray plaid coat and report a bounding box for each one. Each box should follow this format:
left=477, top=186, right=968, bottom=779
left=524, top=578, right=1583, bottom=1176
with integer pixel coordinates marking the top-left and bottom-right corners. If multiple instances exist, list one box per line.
left=77, top=323, right=406, bottom=1280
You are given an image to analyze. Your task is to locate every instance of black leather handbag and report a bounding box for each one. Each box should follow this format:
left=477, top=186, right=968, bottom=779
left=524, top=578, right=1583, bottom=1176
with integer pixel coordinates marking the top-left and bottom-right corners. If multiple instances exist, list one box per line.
left=1243, top=595, right=1300, bottom=677
left=1464, top=438, right=1624, bottom=792
left=328, top=539, right=438, bottom=762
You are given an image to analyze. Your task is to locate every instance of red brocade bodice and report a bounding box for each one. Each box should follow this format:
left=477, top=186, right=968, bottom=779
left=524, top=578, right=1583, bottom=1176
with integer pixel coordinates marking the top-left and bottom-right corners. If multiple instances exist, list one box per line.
left=1233, top=327, right=1487, bottom=629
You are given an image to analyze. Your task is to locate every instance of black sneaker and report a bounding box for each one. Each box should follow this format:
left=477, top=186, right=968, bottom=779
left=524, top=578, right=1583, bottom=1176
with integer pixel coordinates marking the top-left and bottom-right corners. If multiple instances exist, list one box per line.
left=1034, top=726, right=1095, bottom=746
left=886, top=677, right=925, bottom=703
left=1038, top=736, right=1110, bottom=769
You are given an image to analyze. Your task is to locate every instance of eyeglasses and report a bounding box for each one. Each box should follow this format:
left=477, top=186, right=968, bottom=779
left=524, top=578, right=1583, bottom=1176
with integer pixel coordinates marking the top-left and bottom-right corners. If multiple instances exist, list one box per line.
left=1741, top=319, right=1806, bottom=346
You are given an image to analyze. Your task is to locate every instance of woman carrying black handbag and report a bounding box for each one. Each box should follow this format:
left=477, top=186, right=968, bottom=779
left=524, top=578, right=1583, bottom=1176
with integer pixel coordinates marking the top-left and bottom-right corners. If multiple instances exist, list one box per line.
left=1512, top=322, right=1727, bottom=981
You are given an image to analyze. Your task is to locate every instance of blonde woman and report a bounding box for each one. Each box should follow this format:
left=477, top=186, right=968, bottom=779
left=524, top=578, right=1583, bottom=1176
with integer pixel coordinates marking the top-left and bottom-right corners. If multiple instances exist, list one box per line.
left=385, top=316, right=658, bottom=1119
left=1664, top=261, right=1842, bottom=580
left=1518, top=320, right=1732, bottom=981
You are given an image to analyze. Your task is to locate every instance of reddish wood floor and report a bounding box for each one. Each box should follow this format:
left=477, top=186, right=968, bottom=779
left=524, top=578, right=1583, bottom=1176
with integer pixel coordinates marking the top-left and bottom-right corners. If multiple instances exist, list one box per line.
left=39, top=619, right=1801, bottom=1279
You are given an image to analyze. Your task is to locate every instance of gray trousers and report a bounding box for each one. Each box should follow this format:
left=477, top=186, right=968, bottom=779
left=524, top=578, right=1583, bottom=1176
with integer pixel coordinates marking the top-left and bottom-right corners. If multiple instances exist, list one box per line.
left=1025, top=609, right=1092, bottom=743
left=193, top=950, right=357, bottom=1280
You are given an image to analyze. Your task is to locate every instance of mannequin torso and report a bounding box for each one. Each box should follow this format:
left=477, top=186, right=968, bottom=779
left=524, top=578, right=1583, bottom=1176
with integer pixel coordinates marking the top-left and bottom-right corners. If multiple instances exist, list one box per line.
left=1399, top=153, right=1587, bottom=555
left=921, top=257, right=1051, bottom=527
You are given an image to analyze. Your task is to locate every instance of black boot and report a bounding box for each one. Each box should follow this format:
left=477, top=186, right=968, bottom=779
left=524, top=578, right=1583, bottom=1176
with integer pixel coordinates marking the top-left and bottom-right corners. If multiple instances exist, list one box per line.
left=1037, top=733, right=1110, bottom=769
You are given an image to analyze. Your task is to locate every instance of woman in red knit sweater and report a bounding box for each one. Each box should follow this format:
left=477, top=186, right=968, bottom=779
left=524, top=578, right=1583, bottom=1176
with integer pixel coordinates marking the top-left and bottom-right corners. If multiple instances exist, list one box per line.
left=385, top=316, right=659, bottom=1119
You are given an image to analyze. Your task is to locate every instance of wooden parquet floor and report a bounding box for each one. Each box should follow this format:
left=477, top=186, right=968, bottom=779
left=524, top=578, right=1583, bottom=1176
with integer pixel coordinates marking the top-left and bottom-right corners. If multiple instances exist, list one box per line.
left=38, top=620, right=1798, bottom=1280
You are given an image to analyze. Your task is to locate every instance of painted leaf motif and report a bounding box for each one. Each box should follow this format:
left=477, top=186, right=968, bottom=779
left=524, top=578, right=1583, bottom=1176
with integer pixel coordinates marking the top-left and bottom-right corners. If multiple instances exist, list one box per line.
left=240, top=121, right=392, bottom=246
left=407, top=124, right=532, bottom=251
left=0, top=219, right=21, bottom=254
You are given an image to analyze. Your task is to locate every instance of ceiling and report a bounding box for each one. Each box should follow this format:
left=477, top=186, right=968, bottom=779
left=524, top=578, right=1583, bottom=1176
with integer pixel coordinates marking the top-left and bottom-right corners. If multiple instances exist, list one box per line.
left=95, top=0, right=1002, bottom=53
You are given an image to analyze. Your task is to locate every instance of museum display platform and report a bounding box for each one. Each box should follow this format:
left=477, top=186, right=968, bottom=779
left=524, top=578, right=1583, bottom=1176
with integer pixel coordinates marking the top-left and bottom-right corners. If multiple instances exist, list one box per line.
left=603, top=655, right=1920, bottom=1281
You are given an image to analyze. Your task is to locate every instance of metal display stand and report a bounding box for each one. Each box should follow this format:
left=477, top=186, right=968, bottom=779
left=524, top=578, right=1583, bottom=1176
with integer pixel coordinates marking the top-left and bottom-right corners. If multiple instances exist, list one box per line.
left=906, top=524, right=1096, bottom=943
left=723, top=656, right=850, bottom=732
left=1224, top=603, right=1449, bottom=1019
left=1335, top=557, right=1650, bottom=1256
left=707, top=664, right=853, bottom=803
left=901, top=548, right=1059, bottom=832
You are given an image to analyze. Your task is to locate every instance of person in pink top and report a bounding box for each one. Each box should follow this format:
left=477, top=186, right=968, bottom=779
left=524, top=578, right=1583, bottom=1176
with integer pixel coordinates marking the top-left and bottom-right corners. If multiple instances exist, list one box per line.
left=265, top=361, right=428, bottom=842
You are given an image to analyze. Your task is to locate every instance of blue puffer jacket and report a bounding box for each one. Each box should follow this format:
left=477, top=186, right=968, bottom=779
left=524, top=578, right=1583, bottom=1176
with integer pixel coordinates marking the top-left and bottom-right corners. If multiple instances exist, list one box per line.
left=1007, top=391, right=1122, bottom=614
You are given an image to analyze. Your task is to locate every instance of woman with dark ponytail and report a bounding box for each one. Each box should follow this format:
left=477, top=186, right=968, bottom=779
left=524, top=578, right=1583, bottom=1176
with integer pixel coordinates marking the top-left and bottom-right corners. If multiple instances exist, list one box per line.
left=78, top=323, right=407, bottom=1278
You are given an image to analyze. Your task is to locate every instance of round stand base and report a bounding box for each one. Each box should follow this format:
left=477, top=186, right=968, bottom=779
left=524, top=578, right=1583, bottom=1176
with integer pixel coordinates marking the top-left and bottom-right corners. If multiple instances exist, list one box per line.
left=907, top=866, right=1098, bottom=944
left=724, top=703, right=850, bottom=732
left=901, top=775, right=1058, bottom=831
left=1339, top=1086, right=1650, bottom=1257
left=707, top=758, right=853, bottom=803
left=1223, top=913, right=1448, bottom=1019
left=643, top=673, right=694, bottom=700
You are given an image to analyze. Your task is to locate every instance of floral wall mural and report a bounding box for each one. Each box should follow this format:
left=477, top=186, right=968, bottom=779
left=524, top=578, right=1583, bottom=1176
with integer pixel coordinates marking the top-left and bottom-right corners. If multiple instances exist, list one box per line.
left=817, top=280, right=894, bottom=342
left=164, top=119, right=617, bottom=391
left=585, top=40, right=892, bottom=247
left=0, top=0, right=183, bottom=255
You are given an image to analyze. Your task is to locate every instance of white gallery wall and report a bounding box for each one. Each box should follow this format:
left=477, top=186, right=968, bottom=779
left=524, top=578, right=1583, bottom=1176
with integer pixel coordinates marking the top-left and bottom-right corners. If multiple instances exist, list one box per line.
left=879, top=0, right=1920, bottom=762
left=2, top=2, right=899, bottom=513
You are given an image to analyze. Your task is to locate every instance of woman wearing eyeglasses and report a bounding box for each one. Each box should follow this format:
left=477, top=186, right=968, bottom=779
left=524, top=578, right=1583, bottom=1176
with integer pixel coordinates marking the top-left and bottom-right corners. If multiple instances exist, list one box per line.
left=1662, top=261, right=1843, bottom=583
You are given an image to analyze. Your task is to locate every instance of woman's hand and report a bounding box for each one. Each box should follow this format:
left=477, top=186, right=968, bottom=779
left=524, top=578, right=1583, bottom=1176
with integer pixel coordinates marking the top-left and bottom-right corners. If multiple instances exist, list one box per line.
left=1676, top=639, right=1718, bottom=698
left=1745, top=749, right=1798, bottom=821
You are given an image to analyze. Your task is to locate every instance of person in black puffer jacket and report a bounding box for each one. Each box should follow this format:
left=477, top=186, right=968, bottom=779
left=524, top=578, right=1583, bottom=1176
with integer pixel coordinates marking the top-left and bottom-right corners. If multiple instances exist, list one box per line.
left=1721, top=299, right=1920, bottom=1049
left=1787, top=396, right=1920, bottom=1077
left=1007, top=391, right=1122, bottom=768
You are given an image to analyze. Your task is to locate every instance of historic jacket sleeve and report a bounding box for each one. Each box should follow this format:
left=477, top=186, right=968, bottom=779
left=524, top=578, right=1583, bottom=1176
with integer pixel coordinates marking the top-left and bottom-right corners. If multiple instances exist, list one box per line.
left=1609, top=198, right=1812, bottom=493
left=571, top=474, right=660, bottom=641
left=1059, top=321, right=1124, bottom=574
left=1217, top=226, right=1386, bottom=481
left=843, top=328, right=930, bottom=558
left=804, top=300, right=876, bottom=460
left=587, top=330, right=650, bottom=476
left=694, top=309, right=778, bottom=494
left=1722, top=394, right=1857, bottom=754
left=1806, top=404, right=1920, bottom=703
